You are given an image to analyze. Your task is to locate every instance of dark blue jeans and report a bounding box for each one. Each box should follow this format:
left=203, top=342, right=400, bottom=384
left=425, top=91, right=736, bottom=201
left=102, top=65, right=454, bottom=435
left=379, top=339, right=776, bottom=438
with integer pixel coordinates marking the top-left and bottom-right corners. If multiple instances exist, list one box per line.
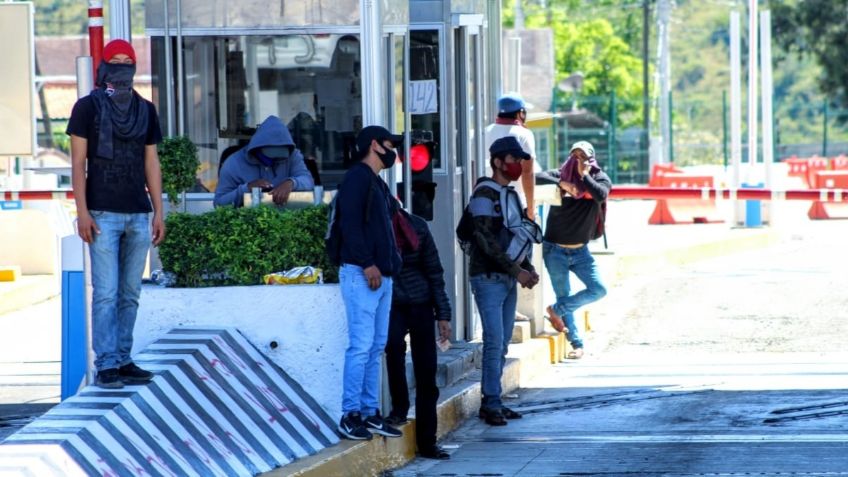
left=470, top=273, right=517, bottom=410
left=542, top=242, right=606, bottom=349
left=88, top=211, right=150, bottom=372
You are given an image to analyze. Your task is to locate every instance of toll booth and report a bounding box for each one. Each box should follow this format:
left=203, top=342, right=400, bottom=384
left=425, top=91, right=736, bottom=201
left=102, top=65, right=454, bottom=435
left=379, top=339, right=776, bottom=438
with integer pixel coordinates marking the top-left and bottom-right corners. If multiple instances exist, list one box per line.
left=145, top=0, right=503, bottom=342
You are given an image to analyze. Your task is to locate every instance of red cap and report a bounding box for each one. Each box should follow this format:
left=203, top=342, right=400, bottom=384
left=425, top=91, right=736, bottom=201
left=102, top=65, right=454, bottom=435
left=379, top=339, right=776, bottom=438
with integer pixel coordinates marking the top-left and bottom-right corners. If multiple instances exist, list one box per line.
left=103, top=39, right=136, bottom=63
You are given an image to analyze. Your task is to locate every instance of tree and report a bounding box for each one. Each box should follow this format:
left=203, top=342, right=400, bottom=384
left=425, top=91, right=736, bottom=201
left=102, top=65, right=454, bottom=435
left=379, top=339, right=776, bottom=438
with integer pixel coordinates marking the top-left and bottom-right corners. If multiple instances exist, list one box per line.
left=771, top=0, right=848, bottom=112
left=504, top=1, right=644, bottom=126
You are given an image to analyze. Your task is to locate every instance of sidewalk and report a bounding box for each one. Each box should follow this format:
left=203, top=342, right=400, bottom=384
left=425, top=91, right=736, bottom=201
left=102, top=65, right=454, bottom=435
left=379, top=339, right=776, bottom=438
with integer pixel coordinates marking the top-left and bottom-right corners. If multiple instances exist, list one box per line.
left=267, top=198, right=795, bottom=477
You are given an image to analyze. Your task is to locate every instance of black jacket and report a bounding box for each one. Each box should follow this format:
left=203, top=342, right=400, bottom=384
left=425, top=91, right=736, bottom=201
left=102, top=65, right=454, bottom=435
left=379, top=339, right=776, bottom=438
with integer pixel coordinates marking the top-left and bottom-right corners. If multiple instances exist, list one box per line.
left=543, top=170, right=612, bottom=245
left=337, top=163, right=402, bottom=276
left=392, top=212, right=452, bottom=321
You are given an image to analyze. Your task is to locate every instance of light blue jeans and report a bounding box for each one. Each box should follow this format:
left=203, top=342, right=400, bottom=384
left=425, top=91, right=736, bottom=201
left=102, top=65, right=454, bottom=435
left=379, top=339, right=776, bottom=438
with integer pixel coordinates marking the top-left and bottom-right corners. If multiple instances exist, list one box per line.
left=542, top=241, right=607, bottom=349
left=340, top=264, right=393, bottom=417
left=470, top=273, right=518, bottom=410
left=88, top=211, right=150, bottom=372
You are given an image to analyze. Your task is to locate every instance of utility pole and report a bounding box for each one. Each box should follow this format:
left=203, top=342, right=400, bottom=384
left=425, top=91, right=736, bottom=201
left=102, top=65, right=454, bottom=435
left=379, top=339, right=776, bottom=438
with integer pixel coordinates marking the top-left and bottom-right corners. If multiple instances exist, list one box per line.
left=514, top=0, right=525, bottom=30
left=656, top=0, right=672, bottom=164
left=642, top=0, right=651, bottom=174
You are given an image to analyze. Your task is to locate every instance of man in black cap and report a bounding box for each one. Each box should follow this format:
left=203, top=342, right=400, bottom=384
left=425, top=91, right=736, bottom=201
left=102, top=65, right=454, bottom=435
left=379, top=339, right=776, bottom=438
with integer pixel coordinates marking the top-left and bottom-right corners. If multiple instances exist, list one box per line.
left=467, top=136, right=541, bottom=426
left=336, top=125, right=405, bottom=441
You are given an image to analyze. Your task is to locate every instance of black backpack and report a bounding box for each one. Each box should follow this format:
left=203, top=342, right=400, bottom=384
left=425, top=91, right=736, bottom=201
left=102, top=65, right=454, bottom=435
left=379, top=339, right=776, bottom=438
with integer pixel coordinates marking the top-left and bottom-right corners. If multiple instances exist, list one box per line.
left=324, top=182, right=374, bottom=266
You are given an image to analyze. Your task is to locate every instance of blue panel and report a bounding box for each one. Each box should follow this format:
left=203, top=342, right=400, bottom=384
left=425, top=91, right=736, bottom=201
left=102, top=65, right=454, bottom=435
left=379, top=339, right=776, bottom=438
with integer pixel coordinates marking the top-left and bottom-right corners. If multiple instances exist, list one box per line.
left=0, top=200, right=23, bottom=210
left=61, top=271, right=87, bottom=400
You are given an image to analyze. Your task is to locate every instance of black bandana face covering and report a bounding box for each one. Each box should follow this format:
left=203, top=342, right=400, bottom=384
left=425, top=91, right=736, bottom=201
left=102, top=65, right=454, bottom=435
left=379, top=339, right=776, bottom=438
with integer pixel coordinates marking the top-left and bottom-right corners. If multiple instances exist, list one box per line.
left=97, top=63, right=136, bottom=113
left=92, top=61, right=149, bottom=160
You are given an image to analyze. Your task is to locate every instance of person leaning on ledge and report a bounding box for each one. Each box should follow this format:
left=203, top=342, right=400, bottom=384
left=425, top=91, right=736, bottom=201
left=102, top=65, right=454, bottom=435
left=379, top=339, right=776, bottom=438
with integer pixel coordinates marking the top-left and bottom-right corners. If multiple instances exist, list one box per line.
left=214, top=115, right=315, bottom=208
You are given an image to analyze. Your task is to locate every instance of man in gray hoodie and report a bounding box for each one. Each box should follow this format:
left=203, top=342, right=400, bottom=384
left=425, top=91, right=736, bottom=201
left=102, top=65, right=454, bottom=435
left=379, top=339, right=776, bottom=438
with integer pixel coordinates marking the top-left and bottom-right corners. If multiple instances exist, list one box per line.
left=214, top=115, right=315, bottom=207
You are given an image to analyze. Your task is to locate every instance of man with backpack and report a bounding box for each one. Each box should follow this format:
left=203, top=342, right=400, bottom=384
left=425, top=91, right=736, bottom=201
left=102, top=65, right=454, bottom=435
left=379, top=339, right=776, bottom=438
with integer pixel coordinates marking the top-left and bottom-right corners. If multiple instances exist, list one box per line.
left=466, top=136, right=541, bottom=426
left=334, top=125, right=404, bottom=441
left=543, top=141, right=611, bottom=360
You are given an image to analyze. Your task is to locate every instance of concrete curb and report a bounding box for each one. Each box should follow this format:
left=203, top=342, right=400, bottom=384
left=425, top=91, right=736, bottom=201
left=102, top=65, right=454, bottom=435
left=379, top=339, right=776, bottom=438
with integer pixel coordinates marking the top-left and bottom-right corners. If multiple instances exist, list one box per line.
left=269, top=345, right=542, bottom=477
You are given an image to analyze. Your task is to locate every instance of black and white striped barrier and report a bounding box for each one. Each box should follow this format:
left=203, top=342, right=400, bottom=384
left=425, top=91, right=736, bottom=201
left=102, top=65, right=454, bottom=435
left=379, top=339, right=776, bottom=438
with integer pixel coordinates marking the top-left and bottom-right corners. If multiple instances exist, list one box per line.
left=0, top=328, right=339, bottom=476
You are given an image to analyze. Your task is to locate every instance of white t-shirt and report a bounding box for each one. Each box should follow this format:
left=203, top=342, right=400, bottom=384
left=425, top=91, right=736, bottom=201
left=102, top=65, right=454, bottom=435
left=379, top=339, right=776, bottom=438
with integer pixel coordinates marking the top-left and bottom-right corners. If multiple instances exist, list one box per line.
left=484, top=123, right=539, bottom=205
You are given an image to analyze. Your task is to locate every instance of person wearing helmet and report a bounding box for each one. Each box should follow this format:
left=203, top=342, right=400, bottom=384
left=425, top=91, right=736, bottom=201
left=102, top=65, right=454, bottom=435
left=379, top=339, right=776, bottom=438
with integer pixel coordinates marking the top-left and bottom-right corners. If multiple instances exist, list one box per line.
left=542, top=141, right=611, bottom=359
left=484, top=93, right=538, bottom=220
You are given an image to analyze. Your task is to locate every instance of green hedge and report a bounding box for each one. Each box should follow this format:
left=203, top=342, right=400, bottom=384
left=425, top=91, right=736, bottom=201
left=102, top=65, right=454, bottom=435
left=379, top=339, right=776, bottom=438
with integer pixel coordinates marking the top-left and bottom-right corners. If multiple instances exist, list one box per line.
left=159, top=205, right=338, bottom=287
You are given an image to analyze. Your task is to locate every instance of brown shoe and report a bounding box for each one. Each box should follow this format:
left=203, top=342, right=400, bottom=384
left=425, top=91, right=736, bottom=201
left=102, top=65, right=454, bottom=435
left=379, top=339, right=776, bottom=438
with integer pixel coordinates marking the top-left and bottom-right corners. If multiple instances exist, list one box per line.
left=546, top=305, right=565, bottom=333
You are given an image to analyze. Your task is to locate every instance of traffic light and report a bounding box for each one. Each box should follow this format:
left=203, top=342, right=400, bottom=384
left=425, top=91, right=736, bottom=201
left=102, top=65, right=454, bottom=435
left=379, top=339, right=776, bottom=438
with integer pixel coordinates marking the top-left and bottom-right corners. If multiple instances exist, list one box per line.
left=400, top=129, right=436, bottom=221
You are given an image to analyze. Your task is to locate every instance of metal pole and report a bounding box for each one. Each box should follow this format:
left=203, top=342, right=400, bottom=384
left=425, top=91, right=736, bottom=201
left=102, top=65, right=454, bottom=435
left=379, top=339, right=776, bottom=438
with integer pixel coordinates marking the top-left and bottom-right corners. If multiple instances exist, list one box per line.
left=730, top=11, right=742, bottom=210
left=74, top=56, right=95, bottom=387
left=722, top=90, right=728, bottom=169
left=609, top=90, right=617, bottom=183
left=163, top=0, right=175, bottom=137
left=176, top=0, right=185, bottom=136
left=75, top=56, right=94, bottom=98
left=109, top=0, right=131, bottom=41
left=747, top=0, right=758, bottom=173
left=657, top=0, right=672, bottom=164
left=668, top=90, right=674, bottom=163
left=403, top=33, right=412, bottom=211
left=822, top=101, right=829, bottom=158
left=504, top=37, right=521, bottom=94
left=760, top=9, right=774, bottom=225
left=642, top=0, right=651, bottom=178
left=360, top=0, right=386, bottom=127
left=87, top=0, right=104, bottom=80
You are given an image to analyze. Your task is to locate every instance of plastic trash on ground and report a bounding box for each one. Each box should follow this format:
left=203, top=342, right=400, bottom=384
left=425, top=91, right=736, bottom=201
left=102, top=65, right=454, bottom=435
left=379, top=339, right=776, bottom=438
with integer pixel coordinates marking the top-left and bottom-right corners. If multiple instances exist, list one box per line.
left=263, top=266, right=323, bottom=285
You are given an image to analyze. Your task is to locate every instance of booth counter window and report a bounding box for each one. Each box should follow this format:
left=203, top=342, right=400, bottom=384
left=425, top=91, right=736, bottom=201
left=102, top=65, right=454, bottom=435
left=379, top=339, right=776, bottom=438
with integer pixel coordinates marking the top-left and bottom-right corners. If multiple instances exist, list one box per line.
left=151, top=33, right=363, bottom=191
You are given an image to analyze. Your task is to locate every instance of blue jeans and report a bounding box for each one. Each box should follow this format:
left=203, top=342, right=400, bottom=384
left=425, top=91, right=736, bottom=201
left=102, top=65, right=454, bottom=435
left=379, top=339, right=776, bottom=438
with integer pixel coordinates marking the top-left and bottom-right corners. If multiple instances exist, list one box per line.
left=470, top=273, right=517, bottom=410
left=88, top=211, right=150, bottom=372
left=339, top=264, right=393, bottom=416
left=542, top=241, right=607, bottom=349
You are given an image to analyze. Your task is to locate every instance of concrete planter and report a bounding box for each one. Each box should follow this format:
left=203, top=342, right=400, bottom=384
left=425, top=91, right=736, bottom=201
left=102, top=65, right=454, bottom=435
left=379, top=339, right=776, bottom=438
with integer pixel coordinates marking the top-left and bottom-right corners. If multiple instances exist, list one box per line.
left=135, top=283, right=347, bottom=418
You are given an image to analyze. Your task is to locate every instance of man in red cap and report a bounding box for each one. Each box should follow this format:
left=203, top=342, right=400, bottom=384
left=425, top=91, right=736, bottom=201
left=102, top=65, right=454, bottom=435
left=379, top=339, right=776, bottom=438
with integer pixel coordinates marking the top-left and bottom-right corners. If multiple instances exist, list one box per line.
left=67, top=39, right=165, bottom=389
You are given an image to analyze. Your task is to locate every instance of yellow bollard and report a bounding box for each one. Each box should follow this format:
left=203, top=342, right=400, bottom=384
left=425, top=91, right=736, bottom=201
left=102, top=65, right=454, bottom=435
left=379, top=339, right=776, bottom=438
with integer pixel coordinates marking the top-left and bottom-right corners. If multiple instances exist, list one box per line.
left=584, top=310, right=591, bottom=332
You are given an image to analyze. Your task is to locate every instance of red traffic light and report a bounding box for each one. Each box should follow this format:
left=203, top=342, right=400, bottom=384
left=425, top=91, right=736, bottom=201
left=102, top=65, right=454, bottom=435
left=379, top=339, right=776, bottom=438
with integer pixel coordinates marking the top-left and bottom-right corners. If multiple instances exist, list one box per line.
left=410, top=144, right=431, bottom=173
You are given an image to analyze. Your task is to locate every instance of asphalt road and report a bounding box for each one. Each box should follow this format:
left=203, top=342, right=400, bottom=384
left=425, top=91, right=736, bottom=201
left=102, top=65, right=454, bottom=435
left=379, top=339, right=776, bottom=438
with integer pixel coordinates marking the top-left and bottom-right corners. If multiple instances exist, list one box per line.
left=392, top=218, right=848, bottom=476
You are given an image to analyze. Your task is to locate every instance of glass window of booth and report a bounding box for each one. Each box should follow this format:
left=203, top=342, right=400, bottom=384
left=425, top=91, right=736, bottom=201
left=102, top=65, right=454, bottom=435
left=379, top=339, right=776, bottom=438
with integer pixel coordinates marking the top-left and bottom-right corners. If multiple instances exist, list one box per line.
left=152, top=33, right=363, bottom=191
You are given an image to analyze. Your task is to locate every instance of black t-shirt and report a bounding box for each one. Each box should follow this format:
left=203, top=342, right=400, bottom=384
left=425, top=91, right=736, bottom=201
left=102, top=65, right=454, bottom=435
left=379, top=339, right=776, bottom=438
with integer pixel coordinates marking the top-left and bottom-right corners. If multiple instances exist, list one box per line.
left=66, top=95, right=163, bottom=213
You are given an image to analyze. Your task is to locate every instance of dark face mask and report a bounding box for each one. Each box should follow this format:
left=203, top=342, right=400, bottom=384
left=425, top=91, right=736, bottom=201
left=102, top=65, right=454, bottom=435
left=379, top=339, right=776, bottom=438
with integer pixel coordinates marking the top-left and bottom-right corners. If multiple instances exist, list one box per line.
left=377, top=146, right=397, bottom=169
left=97, top=62, right=136, bottom=111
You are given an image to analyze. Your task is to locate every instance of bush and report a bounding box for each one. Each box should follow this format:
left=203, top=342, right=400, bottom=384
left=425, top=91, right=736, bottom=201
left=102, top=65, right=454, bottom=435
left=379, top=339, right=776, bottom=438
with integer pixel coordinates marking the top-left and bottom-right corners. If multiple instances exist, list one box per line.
left=159, top=205, right=337, bottom=287
left=158, top=136, right=200, bottom=205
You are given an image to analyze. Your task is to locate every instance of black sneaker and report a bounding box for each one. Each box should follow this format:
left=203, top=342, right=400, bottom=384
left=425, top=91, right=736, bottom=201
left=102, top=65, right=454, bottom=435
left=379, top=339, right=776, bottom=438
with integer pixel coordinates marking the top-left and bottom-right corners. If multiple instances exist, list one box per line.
left=419, top=444, right=450, bottom=460
left=478, top=407, right=507, bottom=426
left=338, top=412, right=373, bottom=440
left=96, top=368, right=124, bottom=389
left=363, top=411, right=402, bottom=438
left=384, top=414, right=408, bottom=426
left=501, top=406, right=523, bottom=420
left=118, top=363, right=154, bottom=383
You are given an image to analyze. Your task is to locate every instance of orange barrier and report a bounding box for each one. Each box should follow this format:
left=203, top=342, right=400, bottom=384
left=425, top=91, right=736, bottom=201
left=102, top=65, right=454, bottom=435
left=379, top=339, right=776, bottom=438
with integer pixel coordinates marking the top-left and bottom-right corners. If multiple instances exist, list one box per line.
left=832, top=155, right=848, bottom=171
left=808, top=170, right=848, bottom=220
left=785, top=156, right=808, bottom=178
left=648, top=169, right=723, bottom=225
left=648, top=163, right=683, bottom=187
left=803, top=156, right=830, bottom=188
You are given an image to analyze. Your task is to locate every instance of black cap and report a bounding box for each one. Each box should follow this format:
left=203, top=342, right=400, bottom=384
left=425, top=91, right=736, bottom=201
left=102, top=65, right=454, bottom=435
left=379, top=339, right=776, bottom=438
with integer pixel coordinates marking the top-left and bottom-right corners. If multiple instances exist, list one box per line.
left=489, top=136, right=531, bottom=160
left=355, top=125, right=404, bottom=159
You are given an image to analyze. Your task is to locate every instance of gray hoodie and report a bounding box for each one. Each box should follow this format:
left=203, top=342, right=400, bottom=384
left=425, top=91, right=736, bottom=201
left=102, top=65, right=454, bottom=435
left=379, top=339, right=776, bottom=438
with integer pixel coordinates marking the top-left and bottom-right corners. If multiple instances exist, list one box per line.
left=214, top=115, right=315, bottom=207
